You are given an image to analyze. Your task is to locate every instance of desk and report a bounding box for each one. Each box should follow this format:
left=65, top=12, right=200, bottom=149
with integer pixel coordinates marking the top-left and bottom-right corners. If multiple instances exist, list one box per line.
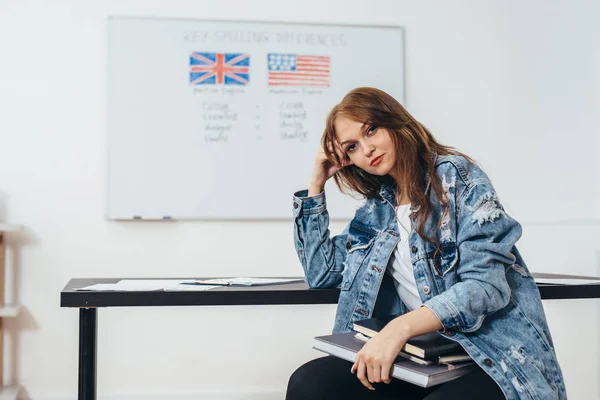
left=60, top=273, right=600, bottom=400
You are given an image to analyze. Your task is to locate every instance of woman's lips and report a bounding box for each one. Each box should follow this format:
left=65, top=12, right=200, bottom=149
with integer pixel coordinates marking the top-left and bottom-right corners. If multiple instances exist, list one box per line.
left=370, top=155, right=384, bottom=167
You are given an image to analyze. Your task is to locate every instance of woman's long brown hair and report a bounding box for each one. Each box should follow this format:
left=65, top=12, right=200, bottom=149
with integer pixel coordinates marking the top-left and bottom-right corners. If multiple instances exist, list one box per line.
left=322, top=87, right=473, bottom=261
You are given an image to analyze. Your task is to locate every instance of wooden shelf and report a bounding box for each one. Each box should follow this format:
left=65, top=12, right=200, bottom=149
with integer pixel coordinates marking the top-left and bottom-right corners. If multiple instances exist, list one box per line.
left=0, top=226, right=22, bottom=389
left=0, top=305, right=20, bottom=318
left=0, top=225, right=21, bottom=233
left=0, top=385, right=19, bottom=400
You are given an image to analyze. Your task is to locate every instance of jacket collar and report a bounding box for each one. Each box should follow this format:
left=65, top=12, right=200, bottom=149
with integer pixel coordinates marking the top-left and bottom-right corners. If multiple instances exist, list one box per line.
left=378, top=153, right=437, bottom=212
left=378, top=183, right=397, bottom=206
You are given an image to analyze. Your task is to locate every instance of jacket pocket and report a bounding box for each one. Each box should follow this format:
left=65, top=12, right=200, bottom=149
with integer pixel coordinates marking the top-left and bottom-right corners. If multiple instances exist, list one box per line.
left=428, top=242, right=459, bottom=277
left=341, top=224, right=377, bottom=290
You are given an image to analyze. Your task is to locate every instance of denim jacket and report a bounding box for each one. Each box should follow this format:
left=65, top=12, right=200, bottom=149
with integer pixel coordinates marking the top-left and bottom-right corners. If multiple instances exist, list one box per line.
left=292, top=155, right=566, bottom=400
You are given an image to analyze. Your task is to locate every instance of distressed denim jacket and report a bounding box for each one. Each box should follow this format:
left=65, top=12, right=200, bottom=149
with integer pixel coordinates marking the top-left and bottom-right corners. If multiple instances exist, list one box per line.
left=292, top=155, right=566, bottom=400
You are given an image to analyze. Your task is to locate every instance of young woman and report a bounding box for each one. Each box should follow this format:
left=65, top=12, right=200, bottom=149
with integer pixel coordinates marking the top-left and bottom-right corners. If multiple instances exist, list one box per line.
left=287, top=88, right=566, bottom=400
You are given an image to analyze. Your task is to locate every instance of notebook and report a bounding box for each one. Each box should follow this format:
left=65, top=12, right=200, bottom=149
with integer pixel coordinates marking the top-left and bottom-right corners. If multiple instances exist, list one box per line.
left=313, top=332, right=476, bottom=388
left=354, top=316, right=462, bottom=359
left=354, top=332, right=434, bottom=365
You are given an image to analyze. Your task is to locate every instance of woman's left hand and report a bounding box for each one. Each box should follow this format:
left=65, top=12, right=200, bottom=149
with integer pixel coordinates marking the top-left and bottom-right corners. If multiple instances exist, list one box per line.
left=351, top=318, right=409, bottom=389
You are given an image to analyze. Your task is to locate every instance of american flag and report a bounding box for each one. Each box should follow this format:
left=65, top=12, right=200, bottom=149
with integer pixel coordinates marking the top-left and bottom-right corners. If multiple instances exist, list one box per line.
left=189, top=52, right=250, bottom=85
left=267, top=53, right=330, bottom=87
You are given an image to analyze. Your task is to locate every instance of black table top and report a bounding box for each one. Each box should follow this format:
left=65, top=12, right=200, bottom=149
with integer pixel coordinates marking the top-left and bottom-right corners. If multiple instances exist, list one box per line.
left=60, top=273, right=600, bottom=308
left=60, top=277, right=340, bottom=307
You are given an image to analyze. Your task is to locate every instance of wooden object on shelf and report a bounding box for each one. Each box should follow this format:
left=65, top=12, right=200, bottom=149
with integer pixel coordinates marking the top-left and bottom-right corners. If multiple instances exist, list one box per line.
left=0, top=224, right=22, bottom=398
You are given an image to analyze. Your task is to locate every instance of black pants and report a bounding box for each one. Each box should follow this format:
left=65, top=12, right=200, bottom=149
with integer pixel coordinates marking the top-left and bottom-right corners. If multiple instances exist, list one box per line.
left=286, top=356, right=506, bottom=400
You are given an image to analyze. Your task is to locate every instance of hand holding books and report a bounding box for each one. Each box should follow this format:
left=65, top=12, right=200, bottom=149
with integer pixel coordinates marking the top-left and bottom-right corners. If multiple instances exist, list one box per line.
left=312, top=314, right=475, bottom=388
left=354, top=332, right=472, bottom=368
left=353, top=316, right=465, bottom=360
left=350, top=315, right=413, bottom=390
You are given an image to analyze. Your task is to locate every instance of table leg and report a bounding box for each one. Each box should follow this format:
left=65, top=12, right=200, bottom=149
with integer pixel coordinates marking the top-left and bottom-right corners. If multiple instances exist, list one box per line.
left=78, top=308, right=97, bottom=400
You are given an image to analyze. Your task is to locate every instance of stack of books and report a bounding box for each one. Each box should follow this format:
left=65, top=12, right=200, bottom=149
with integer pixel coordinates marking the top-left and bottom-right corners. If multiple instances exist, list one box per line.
left=313, top=316, right=476, bottom=387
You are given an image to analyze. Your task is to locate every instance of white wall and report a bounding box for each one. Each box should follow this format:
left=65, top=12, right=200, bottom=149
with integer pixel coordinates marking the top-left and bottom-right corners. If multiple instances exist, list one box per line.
left=0, top=0, right=599, bottom=399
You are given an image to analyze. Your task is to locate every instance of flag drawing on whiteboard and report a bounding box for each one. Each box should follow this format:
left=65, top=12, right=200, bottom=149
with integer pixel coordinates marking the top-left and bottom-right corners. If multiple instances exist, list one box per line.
left=189, top=52, right=250, bottom=85
left=267, top=53, right=330, bottom=87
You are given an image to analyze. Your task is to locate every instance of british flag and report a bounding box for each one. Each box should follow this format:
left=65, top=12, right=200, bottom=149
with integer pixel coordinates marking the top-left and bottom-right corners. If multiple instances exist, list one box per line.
left=189, top=52, right=250, bottom=85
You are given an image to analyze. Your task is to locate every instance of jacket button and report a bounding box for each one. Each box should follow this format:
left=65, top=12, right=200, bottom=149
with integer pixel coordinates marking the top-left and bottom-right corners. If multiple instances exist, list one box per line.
left=423, top=285, right=431, bottom=294
left=371, top=265, right=382, bottom=272
left=446, top=331, right=455, bottom=337
left=293, top=202, right=299, bottom=209
left=346, top=242, right=352, bottom=250
left=484, top=358, right=493, bottom=367
left=411, top=246, right=417, bottom=254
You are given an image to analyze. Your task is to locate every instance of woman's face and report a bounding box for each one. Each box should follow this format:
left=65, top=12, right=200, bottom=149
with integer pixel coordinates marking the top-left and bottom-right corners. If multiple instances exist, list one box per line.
left=334, top=115, right=396, bottom=176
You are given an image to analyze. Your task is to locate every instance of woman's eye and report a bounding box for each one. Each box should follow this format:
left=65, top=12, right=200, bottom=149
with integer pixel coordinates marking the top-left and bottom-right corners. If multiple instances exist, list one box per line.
left=367, top=125, right=378, bottom=135
left=346, top=143, right=357, bottom=153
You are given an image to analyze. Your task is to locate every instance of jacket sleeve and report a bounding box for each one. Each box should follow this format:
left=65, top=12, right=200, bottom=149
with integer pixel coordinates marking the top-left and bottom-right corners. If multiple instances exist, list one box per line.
left=423, top=180, right=521, bottom=332
left=293, top=190, right=349, bottom=288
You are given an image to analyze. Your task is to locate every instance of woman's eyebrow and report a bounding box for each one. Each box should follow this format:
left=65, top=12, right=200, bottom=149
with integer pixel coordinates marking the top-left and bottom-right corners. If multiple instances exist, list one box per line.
left=339, top=123, right=367, bottom=146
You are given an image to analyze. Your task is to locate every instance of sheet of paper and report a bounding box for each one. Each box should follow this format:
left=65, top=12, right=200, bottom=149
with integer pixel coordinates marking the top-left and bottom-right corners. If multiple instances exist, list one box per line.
left=117, top=280, right=220, bottom=291
left=184, top=277, right=305, bottom=286
left=116, top=279, right=186, bottom=289
left=163, top=285, right=220, bottom=291
left=75, top=283, right=163, bottom=291
left=229, top=277, right=304, bottom=285
left=76, top=281, right=220, bottom=291
left=181, top=278, right=231, bottom=285
left=76, top=278, right=304, bottom=291
left=534, top=278, right=600, bottom=285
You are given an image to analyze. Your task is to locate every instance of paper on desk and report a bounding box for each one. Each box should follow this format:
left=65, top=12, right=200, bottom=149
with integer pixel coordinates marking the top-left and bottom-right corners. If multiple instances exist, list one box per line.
left=116, top=279, right=224, bottom=291
left=75, top=283, right=164, bottom=291
left=183, top=277, right=304, bottom=286
left=534, top=278, right=600, bottom=285
left=116, top=279, right=187, bottom=289
left=163, top=284, right=220, bottom=291
left=76, top=280, right=220, bottom=291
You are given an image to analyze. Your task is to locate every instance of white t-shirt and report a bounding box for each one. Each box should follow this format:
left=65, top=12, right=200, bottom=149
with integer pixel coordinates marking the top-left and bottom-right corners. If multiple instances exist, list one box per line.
left=386, top=204, right=423, bottom=311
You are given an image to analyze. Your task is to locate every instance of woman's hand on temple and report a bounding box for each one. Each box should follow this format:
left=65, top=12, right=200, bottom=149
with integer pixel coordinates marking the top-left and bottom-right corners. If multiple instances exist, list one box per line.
left=308, top=140, right=353, bottom=196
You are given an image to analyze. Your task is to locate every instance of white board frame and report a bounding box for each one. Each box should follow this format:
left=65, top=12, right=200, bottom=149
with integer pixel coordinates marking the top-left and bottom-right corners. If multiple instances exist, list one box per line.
left=107, top=16, right=406, bottom=220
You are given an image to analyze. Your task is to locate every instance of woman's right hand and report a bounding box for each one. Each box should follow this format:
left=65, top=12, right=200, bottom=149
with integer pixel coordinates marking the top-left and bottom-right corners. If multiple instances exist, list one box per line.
left=308, top=140, right=353, bottom=196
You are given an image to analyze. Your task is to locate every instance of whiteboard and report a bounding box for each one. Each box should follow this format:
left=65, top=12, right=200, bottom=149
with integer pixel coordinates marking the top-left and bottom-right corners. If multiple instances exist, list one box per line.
left=107, top=16, right=405, bottom=220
